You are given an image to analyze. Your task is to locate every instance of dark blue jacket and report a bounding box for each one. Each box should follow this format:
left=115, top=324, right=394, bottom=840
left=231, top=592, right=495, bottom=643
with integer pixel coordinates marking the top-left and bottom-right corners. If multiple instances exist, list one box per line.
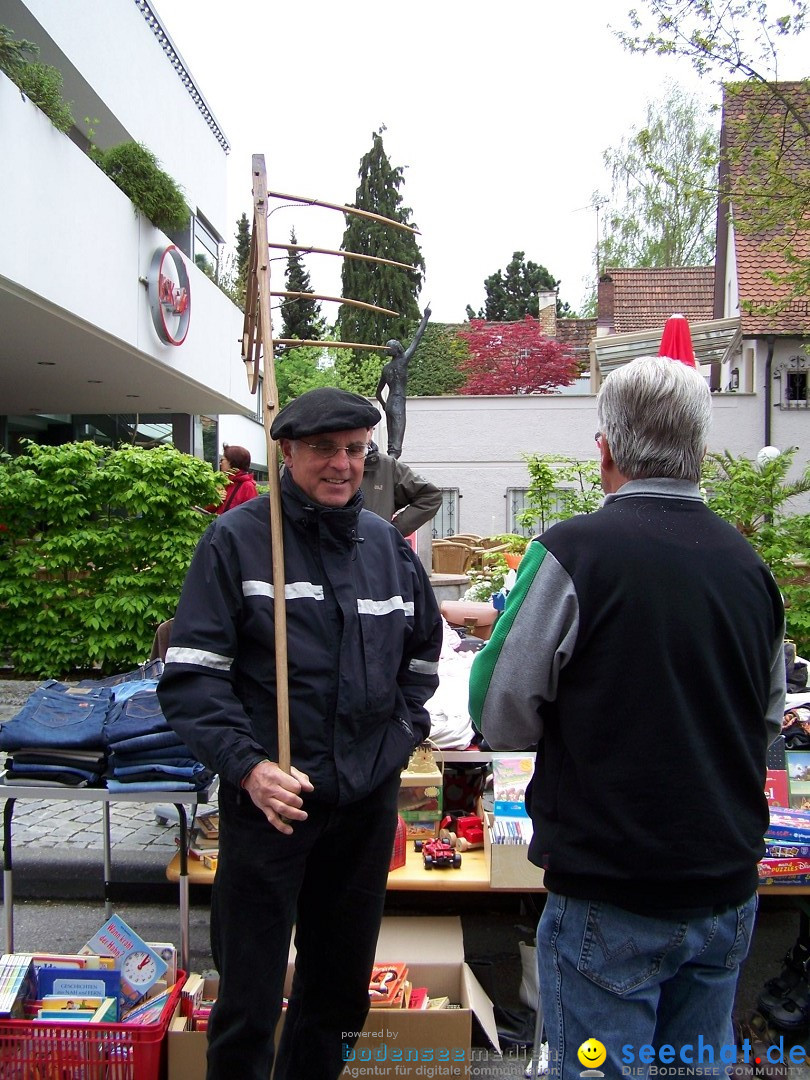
left=157, top=471, right=442, bottom=804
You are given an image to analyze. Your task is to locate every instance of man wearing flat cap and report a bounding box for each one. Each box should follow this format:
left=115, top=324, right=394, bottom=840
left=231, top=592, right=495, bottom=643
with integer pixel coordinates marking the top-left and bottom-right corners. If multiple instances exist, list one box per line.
left=158, top=388, right=442, bottom=1080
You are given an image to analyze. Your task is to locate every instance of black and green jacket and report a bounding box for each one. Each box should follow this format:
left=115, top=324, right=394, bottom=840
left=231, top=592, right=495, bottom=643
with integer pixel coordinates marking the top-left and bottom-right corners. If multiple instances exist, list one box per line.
left=469, top=479, right=785, bottom=911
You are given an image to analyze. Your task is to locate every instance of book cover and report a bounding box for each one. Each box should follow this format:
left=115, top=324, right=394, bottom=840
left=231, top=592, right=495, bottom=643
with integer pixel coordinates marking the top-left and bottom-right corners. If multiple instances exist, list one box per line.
left=765, top=769, right=789, bottom=807
left=121, top=986, right=173, bottom=1025
left=146, top=942, right=178, bottom=985
left=492, top=755, right=533, bottom=818
left=764, top=837, right=810, bottom=858
left=368, top=964, right=408, bottom=1008
left=767, top=807, right=810, bottom=841
left=180, top=972, right=205, bottom=1019
left=31, top=953, right=101, bottom=971
left=79, top=914, right=167, bottom=1004
left=91, top=997, right=119, bottom=1023
left=40, top=994, right=105, bottom=1011
left=0, top=955, right=36, bottom=1019
left=758, top=857, right=810, bottom=879
left=36, top=967, right=122, bottom=1017
left=38, top=1008, right=97, bottom=1021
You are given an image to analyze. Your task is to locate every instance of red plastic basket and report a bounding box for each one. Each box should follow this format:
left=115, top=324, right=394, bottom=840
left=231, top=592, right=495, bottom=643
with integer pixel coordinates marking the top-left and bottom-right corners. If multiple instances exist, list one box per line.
left=0, top=970, right=185, bottom=1080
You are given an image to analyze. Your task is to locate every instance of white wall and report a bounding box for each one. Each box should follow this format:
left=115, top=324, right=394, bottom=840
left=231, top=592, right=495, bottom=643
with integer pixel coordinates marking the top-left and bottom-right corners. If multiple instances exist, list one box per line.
left=17, top=0, right=228, bottom=235
left=0, top=71, right=251, bottom=413
left=395, top=390, right=803, bottom=537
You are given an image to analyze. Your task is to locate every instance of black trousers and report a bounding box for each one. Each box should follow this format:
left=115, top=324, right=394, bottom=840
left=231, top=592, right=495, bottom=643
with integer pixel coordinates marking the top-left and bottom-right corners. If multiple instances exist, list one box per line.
left=206, top=774, right=401, bottom=1080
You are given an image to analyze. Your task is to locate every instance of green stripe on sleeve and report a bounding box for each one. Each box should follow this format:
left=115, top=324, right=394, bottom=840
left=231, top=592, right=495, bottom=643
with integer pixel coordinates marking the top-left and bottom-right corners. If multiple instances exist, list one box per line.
left=467, top=540, right=549, bottom=730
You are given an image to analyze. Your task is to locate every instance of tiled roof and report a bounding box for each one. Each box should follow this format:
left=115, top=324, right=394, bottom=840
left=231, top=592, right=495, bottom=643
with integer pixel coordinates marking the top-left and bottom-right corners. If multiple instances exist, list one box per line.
left=557, top=318, right=597, bottom=371
left=721, top=81, right=810, bottom=336
left=605, top=267, right=715, bottom=333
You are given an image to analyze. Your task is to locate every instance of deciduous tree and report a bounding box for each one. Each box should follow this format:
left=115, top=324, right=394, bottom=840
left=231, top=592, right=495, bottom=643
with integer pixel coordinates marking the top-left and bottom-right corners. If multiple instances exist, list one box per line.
left=618, top=0, right=809, bottom=305
left=599, top=84, right=719, bottom=267
left=337, top=127, right=424, bottom=367
left=457, top=317, right=579, bottom=395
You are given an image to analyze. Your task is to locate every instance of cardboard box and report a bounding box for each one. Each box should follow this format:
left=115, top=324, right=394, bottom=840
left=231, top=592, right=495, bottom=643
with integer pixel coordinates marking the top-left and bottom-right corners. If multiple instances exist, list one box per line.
left=484, top=812, right=545, bottom=890
left=168, top=917, right=499, bottom=1079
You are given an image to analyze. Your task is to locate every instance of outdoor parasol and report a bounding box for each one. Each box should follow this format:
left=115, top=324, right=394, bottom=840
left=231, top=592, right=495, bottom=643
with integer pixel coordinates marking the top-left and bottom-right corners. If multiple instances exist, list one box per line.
left=658, top=313, right=696, bottom=368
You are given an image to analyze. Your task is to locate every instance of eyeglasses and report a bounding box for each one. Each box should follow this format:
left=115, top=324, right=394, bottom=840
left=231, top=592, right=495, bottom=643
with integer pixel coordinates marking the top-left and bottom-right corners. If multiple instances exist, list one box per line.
left=300, top=441, right=371, bottom=460
left=594, top=431, right=602, bottom=444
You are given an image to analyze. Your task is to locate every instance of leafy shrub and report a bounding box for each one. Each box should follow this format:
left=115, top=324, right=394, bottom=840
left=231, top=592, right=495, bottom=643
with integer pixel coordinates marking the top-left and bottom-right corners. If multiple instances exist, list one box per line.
left=703, top=448, right=810, bottom=655
left=0, top=442, right=222, bottom=677
left=0, top=26, right=74, bottom=133
left=95, top=141, right=190, bottom=232
left=15, top=61, right=74, bottom=132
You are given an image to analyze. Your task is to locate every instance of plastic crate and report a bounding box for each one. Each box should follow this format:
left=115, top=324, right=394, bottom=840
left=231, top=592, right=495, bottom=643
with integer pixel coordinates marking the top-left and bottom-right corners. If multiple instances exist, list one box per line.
left=0, top=970, right=185, bottom=1080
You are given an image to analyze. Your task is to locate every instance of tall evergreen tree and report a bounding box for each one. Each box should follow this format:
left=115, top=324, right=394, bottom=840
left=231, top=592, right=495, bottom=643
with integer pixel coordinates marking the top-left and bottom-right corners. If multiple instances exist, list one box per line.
left=233, top=212, right=251, bottom=310
left=337, top=127, right=424, bottom=366
left=466, top=252, right=571, bottom=320
left=280, top=228, right=323, bottom=343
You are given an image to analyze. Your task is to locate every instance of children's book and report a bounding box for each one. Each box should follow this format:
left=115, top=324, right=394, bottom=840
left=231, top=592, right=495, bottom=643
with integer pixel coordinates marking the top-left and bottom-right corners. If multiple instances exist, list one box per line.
left=79, top=914, right=167, bottom=1004
left=36, top=968, right=121, bottom=1018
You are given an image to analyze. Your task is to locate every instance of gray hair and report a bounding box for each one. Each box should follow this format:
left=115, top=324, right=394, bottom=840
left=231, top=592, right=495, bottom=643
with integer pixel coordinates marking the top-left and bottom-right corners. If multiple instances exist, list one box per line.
left=596, top=357, right=711, bottom=483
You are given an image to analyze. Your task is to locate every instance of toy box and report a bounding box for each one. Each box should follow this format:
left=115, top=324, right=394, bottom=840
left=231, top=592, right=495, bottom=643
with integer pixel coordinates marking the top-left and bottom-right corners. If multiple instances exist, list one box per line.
left=168, top=917, right=499, bottom=1079
left=398, top=764, right=443, bottom=839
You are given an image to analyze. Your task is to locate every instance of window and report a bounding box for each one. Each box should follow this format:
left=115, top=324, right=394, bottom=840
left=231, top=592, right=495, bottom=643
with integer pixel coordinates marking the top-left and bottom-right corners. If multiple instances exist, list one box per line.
left=776, top=355, right=809, bottom=409
left=254, top=373, right=264, bottom=424
left=506, top=488, right=535, bottom=537
left=787, top=371, right=808, bottom=407
left=193, top=214, right=222, bottom=281
left=508, top=486, right=570, bottom=534
left=433, top=489, right=459, bottom=538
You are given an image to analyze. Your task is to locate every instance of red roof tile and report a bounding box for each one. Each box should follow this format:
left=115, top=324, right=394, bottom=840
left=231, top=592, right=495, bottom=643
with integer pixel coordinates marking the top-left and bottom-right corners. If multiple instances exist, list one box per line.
left=604, top=267, right=715, bottom=334
left=721, top=81, right=810, bottom=336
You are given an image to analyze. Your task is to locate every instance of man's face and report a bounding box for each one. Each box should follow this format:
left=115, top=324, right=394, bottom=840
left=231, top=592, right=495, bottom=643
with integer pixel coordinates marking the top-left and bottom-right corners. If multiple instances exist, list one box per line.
left=281, top=427, right=370, bottom=507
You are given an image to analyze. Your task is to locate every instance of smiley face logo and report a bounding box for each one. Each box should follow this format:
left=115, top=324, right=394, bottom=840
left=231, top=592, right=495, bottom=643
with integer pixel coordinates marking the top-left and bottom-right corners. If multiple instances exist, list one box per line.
left=578, top=1039, right=606, bottom=1070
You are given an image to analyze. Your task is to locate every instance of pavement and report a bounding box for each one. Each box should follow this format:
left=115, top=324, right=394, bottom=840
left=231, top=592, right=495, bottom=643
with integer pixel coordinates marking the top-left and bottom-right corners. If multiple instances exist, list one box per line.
left=4, top=679, right=810, bottom=1076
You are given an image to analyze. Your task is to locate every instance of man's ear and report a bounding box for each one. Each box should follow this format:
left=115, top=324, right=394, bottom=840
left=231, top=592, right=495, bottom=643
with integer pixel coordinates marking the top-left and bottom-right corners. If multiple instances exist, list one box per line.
left=279, top=439, right=294, bottom=467
left=599, top=436, right=614, bottom=469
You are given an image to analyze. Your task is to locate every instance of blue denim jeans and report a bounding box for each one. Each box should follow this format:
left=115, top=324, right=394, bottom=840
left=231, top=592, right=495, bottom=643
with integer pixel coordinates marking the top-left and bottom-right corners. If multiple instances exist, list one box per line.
left=0, top=682, right=113, bottom=750
left=537, top=891, right=757, bottom=1080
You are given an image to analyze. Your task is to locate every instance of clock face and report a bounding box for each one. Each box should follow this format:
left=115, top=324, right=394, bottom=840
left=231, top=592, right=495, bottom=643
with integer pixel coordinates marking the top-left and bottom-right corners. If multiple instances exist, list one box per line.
left=122, top=949, right=158, bottom=985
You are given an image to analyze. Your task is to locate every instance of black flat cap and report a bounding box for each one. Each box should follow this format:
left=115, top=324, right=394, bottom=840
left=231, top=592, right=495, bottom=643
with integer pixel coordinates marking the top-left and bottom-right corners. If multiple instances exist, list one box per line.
left=270, top=388, right=380, bottom=441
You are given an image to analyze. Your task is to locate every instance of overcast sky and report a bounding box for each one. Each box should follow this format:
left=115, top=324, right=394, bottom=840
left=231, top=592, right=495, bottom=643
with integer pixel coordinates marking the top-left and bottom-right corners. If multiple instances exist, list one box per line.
left=152, top=0, right=806, bottom=324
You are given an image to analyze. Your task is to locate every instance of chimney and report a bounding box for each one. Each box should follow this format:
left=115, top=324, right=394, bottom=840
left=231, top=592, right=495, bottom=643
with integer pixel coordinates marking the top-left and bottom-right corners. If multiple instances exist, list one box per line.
left=596, top=274, right=615, bottom=337
left=537, top=290, right=557, bottom=337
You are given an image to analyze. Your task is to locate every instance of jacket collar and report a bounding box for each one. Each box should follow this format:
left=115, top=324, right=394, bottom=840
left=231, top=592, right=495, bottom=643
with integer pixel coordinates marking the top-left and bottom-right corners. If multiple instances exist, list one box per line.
left=281, top=469, right=363, bottom=538
left=604, top=478, right=704, bottom=506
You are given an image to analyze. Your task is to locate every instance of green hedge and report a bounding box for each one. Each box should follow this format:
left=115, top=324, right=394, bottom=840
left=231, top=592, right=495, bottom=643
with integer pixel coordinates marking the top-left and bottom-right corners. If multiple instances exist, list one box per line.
left=0, top=442, right=223, bottom=677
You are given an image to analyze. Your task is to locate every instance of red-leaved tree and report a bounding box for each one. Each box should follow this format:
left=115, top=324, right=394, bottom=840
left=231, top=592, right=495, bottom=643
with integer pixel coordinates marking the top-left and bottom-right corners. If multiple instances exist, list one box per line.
left=457, top=317, right=579, bottom=395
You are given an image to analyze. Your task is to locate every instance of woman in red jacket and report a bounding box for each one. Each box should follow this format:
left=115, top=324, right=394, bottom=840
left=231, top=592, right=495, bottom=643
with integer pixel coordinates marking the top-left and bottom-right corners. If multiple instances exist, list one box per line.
left=209, top=445, right=258, bottom=515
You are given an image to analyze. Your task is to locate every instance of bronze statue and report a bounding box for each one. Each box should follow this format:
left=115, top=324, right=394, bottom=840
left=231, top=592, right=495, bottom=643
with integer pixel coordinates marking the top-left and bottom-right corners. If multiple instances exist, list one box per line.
left=375, top=306, right=431, bottom=459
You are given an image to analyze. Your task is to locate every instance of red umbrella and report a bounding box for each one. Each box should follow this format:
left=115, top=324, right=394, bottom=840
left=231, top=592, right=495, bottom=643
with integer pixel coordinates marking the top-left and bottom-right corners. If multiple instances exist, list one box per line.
left=658, top=313, right=696, bottom=368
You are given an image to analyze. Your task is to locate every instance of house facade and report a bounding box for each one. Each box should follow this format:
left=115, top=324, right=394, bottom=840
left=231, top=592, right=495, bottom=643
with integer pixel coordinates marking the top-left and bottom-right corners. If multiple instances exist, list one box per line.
left=0, top=0, right=267, bottom=473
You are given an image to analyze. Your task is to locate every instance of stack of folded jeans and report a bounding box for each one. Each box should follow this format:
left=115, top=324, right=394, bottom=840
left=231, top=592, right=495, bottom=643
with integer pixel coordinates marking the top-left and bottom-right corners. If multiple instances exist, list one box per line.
left=0, top=680, right=114, bottom=786
left=103, top=685, right=214, bottom=792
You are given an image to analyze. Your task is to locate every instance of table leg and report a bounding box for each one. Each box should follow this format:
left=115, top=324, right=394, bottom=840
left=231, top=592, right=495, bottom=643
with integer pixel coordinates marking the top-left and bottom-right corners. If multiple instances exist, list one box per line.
left=3, top=799, right=15, bottom=953
left=528, top=989, right=545, bottom=1080
left=174, top=803, right=189, bottom=975
left=102, top=799, right=112, bottom=918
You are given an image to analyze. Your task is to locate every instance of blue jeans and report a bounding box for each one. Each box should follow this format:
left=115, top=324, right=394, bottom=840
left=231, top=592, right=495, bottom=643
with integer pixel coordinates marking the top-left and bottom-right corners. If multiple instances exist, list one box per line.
left=537, top=892, right=757, bottom=1080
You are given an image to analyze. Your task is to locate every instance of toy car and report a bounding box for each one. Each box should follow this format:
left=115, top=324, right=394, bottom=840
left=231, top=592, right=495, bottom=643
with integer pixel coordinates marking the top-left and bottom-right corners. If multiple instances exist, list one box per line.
left=414, top=836, right=462, bottom=869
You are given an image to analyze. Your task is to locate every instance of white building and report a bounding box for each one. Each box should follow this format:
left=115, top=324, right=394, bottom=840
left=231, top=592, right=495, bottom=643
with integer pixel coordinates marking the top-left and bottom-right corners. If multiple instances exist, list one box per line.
left=0, top=0, right=267, bottom=472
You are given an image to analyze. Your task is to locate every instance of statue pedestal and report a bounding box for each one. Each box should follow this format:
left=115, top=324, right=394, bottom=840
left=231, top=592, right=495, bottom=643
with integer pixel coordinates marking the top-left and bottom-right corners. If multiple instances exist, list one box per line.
left=430, top=573, right=470, bottom=606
